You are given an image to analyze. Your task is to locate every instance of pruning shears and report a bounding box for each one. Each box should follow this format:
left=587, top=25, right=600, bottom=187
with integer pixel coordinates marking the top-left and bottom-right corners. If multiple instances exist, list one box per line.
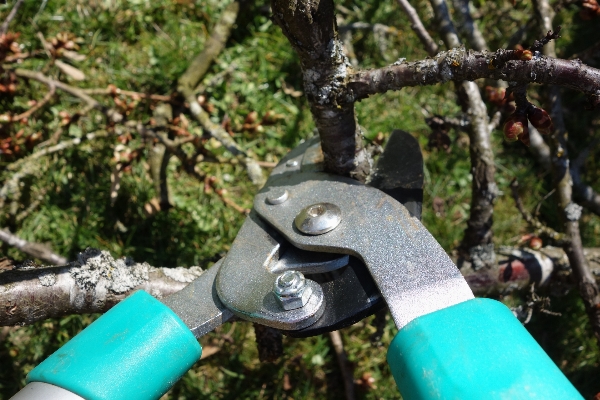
left=11, top=131, right=583, bottom=400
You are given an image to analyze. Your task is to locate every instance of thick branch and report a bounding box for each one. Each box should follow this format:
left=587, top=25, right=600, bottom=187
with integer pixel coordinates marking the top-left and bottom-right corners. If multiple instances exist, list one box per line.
left=347, top=51, right=600, bottom=105
left=0, top=248, right=203, bottom=326
left=271, top=0, right=371, bottom=180
left=2, top=246, right=600, bottom=326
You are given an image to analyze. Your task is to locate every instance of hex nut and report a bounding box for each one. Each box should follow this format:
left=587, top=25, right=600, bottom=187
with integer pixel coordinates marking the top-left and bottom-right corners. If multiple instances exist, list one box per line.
left=273, top=271, right=313, bottom=311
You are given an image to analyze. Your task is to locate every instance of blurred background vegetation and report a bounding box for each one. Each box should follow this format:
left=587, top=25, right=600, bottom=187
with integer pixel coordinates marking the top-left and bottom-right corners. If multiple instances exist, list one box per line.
left=1, top=0, right=600, bottom=398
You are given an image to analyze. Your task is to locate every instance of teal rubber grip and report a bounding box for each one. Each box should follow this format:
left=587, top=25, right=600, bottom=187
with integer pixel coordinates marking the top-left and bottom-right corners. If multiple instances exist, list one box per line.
left=27, top=290, right=202, bottom=400
left=387, top=298, right=582, bottom=400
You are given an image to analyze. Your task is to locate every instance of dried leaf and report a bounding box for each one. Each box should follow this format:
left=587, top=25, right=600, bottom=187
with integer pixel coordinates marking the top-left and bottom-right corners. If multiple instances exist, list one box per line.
left=199, top=345, right=221, bottom=360
left=55, top=60, right=86, bottom=81
left=61, top=50, right=86, bottom=62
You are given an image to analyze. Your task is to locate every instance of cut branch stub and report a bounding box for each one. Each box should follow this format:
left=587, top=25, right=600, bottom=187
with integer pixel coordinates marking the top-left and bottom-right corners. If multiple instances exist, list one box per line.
left=271, top=0, right=371, bottom=180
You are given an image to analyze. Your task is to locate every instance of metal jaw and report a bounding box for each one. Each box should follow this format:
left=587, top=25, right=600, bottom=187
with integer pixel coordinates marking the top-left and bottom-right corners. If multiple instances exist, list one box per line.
left=253, top=171, right=474, bottom=329
left=169, top=132, right=473, bottom=336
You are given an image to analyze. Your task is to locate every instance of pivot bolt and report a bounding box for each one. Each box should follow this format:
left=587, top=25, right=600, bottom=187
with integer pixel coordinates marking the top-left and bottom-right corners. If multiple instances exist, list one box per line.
left=273, top=271, right=313, bottom=310
left=295, top=203, right=341, bottom=235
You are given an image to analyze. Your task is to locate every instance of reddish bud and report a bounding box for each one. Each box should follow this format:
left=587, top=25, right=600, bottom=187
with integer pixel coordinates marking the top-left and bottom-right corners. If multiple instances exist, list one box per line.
left=503, top=113, right=528, bottom=142
left=529, top=236, right=543, bottom=250
left=527, top=106, right=553, bottom=134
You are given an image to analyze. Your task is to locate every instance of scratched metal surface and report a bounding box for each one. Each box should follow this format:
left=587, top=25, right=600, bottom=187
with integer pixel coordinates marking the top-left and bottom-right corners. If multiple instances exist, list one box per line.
left=215, top=211, right=325, bottom=330
left=162, top=260, right=234, bottom=338
left=254, top=171, right=474, bottom=329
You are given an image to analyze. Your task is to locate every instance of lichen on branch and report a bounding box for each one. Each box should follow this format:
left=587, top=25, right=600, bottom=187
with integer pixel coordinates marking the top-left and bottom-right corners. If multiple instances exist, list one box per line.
left=347, top=49, right=600, bottom=107
left=271, top=0, right=371, bottom=180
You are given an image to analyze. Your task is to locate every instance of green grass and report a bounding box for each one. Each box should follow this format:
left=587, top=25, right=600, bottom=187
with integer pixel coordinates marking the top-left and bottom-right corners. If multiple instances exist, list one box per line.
left=2, top=0, right=600, bottom=398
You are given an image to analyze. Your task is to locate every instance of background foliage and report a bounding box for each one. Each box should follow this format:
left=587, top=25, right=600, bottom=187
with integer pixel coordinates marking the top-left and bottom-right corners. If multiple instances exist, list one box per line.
left=1, top=0, right=600, bottom=398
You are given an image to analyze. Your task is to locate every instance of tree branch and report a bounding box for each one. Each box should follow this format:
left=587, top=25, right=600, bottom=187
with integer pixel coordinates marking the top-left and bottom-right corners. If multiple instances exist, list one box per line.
left=571, top=140, right=600, bottom=217
left=347, top=50, right=600, bottom=104
left=395, top=0, right=439, bottom=56
left=271, top=0, right=371, bottom=180
left=0, top=0, right=25, bottom=36
left=14, top=69, right=123, bottom=123
left=0, top=248, right=203, bottom=326
left=0, top=228, right=67, bottom=265
left=532, top=0, right=600, bottom=345
left=425, top=0, right=497, bottom=268
left=2, top=246, right=600, bottom=327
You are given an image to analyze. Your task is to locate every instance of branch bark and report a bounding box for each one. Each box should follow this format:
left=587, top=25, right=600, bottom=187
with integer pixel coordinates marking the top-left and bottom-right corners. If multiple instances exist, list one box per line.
left=0, top=228, right=67, bottom=265
left=271, top=0, right=371, bottom=180
left=2, top=246, right=600, bottom=327
left=347, top=51, right=600, bottom=104
left=427, top=0, right=497, bottom=268
left=532, top=0, right=600, bottom=345
left=0, top=248, right=203, bottom=326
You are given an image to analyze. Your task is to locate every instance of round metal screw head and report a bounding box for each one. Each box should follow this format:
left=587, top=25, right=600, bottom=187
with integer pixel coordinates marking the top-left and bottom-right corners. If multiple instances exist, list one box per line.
left=267, top=189, right=289, bottom=205
left=295, top=203, right=341, bottom=235
left=273, top=271, right=312, bottom=310
left=285, top=160, right=299, bottom=167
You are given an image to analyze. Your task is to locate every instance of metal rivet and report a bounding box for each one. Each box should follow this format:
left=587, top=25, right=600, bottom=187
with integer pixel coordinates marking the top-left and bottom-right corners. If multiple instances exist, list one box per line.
left=295, top=203, right=341, bottom=235
left=285, top=160, right=299, bottom=167
left=267, top=189, right=289, bottom=205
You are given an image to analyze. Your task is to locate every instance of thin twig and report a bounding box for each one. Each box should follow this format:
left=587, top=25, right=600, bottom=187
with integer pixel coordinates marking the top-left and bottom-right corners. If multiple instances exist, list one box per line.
left=329, top=330, right=356, bottom=400
left=450, top=0, right=488, bottom=51
left=510, top=179, right=568, bottom=244
left=8, top=130, right=110, bottom=171
left=14, top=69, right=123, bottom=122
left=0, top=0, right=25, bottom=36
left=395, top=0, right=439, bottom=55
left=81, top=87, right=172, bottom=102
left=13, top=84, right=56, bottom=120
left=0, top=228, right=67, bottom=265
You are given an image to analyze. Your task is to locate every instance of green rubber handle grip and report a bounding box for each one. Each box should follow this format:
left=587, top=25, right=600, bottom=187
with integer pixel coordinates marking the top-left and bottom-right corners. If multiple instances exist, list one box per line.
left=387, top=298, right=583, bottom=400
left=26, top=290, right=202, bottom=400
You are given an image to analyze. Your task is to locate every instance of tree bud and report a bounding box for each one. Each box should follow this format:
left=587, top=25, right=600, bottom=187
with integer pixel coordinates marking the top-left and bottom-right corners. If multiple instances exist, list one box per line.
left=503, top=113, right=527, bottom=142
left=519, top=129, right=531, bottom=146
left=527, top=106, right=553, bottom=135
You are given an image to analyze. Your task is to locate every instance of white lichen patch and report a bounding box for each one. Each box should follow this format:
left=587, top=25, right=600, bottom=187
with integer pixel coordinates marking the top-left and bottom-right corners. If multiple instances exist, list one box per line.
left=303, top=39, right=351, bottom=105
left=565, top=202, right=583, bottom=221
left=161, top=266, right=203, bottom=283
left=71, top=248, right=149, bottom=294
left=38, top=271, right=57, bottom=287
